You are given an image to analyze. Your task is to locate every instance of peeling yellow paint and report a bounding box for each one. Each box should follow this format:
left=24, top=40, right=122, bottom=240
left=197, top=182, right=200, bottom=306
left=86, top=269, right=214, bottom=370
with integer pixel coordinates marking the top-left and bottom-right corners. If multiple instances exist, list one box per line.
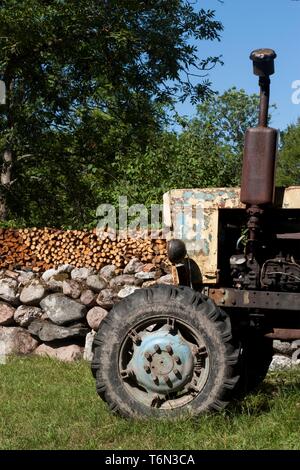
left=243, top=291, right=250, bottom=305
left=163, top=186, right=300, bottom=285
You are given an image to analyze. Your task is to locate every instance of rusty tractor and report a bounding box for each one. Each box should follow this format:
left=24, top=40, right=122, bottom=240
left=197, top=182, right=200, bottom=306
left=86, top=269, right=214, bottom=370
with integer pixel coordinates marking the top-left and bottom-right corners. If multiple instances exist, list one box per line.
left=91, top=49, right=300, bottom=418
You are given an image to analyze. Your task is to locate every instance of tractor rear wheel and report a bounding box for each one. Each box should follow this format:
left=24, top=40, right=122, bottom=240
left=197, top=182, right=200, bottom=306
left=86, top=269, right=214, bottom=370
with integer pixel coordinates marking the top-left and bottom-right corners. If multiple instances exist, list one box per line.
left=91, top=285, right=240, bottom=418
left=235, top=331, right=273, bottom=396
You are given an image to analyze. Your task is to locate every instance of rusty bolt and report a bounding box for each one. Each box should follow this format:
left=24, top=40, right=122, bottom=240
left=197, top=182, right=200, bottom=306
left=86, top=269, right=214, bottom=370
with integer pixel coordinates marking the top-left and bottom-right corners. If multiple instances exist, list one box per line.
left=196, top=346, right=206, bottom=356
left=163, top=375, right=173, bottom=386
left=154, top=344, right=161, bottom=354
left=135, top=335, right=142, bottom=345
left=188, top=384, right=199, bottom=393
left=174, top=355, right=181, bottom=364
left=120, top=369, right=135, bottom=379
left=166, top=345, right=173, bottom=355
left=144, top=352, right=152, bottom=361
left=151, top=394, right=161, bottom=407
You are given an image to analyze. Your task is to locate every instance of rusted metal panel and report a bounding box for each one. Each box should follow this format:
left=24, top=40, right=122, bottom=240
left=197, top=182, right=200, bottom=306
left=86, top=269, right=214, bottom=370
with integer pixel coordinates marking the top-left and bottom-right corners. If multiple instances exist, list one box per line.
left=163, top=188, right=243, bottom=283
left=241, top=127, right=278, bottom=206
left=265, top=329, right=300, bottom=340
left=163, top=187, right=300, bottom=284
left=209, top=287, right=300, bottom=311
left=282, top=187, right=300, bottom=208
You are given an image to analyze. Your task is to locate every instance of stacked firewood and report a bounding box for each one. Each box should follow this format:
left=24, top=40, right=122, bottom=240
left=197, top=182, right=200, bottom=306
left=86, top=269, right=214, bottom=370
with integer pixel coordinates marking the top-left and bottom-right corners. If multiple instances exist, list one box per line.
left=0, top=228, right=167, bottom=271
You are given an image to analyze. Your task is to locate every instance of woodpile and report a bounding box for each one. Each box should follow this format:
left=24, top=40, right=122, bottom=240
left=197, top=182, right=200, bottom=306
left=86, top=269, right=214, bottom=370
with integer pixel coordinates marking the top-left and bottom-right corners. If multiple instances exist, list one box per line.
left=0, top=228, right=167, bottom=272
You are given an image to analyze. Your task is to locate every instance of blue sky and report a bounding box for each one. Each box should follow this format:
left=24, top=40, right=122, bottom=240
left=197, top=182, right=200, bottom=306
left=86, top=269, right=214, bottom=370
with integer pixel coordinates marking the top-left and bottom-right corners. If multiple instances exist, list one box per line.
left=177, top=0, right=300, bottom=131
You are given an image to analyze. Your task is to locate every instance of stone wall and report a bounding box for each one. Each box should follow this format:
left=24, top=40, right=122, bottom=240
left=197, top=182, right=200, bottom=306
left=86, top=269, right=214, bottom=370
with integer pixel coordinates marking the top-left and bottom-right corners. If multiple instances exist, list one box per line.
left=0, top=257, right=299, bottom=371
left=0, top=258, right=172, bottom=362
left=270, top=340, right=300, bottom=370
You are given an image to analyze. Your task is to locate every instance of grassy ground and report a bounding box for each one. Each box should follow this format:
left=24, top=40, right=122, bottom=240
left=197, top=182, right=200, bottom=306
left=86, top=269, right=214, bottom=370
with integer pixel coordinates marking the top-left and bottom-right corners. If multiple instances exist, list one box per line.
left=0, top=356, right=299, bottom=450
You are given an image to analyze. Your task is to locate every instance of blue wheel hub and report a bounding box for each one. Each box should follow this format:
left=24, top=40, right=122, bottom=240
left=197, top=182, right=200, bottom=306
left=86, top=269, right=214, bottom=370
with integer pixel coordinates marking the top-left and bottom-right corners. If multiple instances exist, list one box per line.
left=127, top=327, right=194, bottom=394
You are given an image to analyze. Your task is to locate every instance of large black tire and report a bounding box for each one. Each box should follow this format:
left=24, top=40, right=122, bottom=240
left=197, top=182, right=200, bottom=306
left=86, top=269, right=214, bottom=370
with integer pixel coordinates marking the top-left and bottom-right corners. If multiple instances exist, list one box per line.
left=235, top=331, right=273, bottom=397
left=91, top=285, right=240, bottom=418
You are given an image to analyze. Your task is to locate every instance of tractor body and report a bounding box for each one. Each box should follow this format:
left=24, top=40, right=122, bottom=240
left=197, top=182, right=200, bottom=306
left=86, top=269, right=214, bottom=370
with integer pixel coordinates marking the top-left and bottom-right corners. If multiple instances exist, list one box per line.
left=91, top=49, right=300, bottom=418
left=164, top=186, right=300, bottom=341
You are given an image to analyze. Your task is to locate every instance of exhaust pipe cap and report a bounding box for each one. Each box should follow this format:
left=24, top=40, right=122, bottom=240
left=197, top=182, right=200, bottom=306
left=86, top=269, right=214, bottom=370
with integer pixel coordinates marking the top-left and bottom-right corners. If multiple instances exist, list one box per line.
left=250, top=48, right=277, bottom=77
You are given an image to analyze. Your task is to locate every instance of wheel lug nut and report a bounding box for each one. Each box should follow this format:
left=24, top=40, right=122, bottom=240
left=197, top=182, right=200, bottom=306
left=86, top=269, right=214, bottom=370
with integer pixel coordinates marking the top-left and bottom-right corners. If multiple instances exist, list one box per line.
left=194, top=346, right=206, bottom=356
left=174, top=355, right=181, bottom=364
left=164, top=375, right=171, bottom=385
left=163, top=375, right=173, bottom=387
left=154, top=344, right=161, bottom=354
left=151, top=395, right=161, bottom=408
left=144, top=365, right=151, bottom=373
left=144, top=352, right=152, bottom=361
left=120, top=369, right=135, bottom=379
left=174, top=369, right=182, bottom=378
left=166, top=345, right=173, bottom=355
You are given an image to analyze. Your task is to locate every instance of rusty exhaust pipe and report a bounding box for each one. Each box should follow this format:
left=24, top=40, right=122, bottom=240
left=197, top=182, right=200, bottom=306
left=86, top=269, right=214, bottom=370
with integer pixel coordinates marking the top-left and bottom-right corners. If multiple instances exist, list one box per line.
left=240, top=49, right=278, bottom=262
left=241, top=48, right=278, bottom=207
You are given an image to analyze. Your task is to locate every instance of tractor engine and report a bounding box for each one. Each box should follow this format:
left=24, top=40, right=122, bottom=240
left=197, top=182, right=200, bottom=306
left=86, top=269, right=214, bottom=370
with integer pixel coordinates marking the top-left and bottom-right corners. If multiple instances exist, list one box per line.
left=229, top=49, right=300, bottom=293
left=261, top=255, right=300, bottom=291
left=231, top=252, right=300, bottom=292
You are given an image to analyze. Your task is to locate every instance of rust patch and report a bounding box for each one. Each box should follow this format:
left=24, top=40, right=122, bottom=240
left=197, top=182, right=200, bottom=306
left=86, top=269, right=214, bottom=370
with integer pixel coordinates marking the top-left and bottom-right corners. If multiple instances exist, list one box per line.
left=163, top=186, right=300, bottom=285
left=265, top=329, right=300, bottom=340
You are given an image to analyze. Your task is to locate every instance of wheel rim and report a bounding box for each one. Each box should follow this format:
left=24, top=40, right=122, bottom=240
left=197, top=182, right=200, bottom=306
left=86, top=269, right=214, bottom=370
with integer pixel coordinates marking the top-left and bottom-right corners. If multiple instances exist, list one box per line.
left=118, top=316, right=210, bottom=409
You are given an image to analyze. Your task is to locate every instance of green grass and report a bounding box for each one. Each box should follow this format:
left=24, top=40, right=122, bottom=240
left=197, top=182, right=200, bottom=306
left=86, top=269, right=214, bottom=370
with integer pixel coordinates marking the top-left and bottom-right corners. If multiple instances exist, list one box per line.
left=0, top=356, right=299, bottom=450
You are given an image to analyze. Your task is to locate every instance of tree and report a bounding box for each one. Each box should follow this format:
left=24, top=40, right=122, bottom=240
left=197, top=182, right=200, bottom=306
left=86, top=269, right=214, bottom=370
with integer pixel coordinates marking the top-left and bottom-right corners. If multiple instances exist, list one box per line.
left=179, top=87, right=266, bottom=186
left=112, top=88, right=268, bottom=207
left=277, top=120, right=300, bottom=186
left=0, top=0, right=223, bottom=224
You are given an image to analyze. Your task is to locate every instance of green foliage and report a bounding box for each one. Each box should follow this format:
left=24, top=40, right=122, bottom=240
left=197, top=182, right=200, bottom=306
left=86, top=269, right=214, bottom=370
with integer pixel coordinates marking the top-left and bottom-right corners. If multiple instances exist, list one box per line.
left=277, top=120, right=300, bottom=186
left=111, top=88, right=264, bottom=209
left=0, top=357, right=300, bottom=450
left=184, top=87, right=273, bottom=186
left=10, top=87, right=265, bottom=226
left=0, top=0, right=223, bottom=227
